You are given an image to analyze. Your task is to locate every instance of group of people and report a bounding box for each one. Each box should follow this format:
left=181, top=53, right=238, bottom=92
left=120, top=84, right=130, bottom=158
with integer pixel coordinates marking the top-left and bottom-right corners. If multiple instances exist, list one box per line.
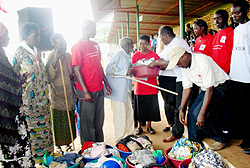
left=108, top=0, right=250, bottom=157
left=147, top=0, right=249, bottom=155
left=0, top=0, right=249, bottom=167
left=0, top=19, right=110, bottom=167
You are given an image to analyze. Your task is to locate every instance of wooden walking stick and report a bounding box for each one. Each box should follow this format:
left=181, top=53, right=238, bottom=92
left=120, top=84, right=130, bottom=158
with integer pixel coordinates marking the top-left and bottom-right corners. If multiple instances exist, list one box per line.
left=59, top=58, right=75, bottom=151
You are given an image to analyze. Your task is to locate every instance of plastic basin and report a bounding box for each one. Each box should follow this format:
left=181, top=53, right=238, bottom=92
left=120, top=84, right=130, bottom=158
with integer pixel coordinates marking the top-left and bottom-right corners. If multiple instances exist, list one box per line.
left=82, top=145, right=113, bottom=163
left=179, top=158, right=192, bottom=168
left=132, top=65, right=159, bottom=78
left=115, top=147, right=132, bottom=160
left=164, top=147, right=190, bottom=168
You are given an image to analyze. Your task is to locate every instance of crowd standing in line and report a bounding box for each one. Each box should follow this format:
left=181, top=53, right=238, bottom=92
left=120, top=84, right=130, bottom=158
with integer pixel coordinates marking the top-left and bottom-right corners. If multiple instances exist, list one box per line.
left=46, top=33, right=76, bottom=152
left=71, top=20, right=112, bottom=145
left=229, top=0, right=250, bottom=155
left=132, top=35, right=161, bottom=136
left=0, top=1, right=250, bottom=167
left=105, top=37, right=134, bottom=142
left=13, top=22, right=54, bottom=164
left=148, top=26, right=191, bottom=143
left=0, top=22, right=35, bottom=168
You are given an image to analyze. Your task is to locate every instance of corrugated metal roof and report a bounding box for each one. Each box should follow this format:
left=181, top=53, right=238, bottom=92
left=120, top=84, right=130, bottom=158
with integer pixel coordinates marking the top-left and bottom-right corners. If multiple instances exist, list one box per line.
left=90, top=0, right=233, bottom=44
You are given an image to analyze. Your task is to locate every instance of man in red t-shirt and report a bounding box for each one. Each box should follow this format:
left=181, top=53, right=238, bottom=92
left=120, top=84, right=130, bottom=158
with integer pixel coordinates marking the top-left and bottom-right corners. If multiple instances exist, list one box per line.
left=71, top=20, right=112, bottom=144
left=212, top=9, right=233, bottom=74
left=211, top=9, right=233, bottom=146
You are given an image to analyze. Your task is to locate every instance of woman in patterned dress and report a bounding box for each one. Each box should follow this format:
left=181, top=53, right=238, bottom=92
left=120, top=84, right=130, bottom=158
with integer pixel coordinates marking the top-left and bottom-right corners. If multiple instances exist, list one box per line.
left=46, top=33, right=76, bottom=152
left=12, top=22, right=54, bottom=164
left=0, top=23, right=35, bottom=167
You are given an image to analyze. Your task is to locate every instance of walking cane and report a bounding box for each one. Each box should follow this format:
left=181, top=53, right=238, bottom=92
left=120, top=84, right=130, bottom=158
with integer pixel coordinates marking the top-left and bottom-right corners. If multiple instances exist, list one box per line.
left=112, top=73, right=178, bottom=96
left=59, top=58, right=75, bottom=151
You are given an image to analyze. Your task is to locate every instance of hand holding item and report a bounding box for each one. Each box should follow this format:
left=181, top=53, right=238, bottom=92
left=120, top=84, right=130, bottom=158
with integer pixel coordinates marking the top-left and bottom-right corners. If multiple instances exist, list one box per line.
left=105, top=84, right=112, bottom=96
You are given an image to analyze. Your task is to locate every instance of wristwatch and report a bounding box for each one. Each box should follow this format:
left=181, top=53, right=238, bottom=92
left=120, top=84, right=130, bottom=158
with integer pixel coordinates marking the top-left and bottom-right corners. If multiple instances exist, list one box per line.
left=178, top=106, right=185, bottom=110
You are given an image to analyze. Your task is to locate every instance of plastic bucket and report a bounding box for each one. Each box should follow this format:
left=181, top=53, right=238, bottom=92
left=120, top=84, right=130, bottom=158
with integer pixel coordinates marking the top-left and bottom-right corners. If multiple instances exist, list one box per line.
left=82, top=145, right=113, bottom=163
left=179, top=158, right=192, bottom=168
left=115, top=147, right=132, bottom=160
left=125, top=155, right=168, bottom=168
left=164, top=147, right=189, bottom=168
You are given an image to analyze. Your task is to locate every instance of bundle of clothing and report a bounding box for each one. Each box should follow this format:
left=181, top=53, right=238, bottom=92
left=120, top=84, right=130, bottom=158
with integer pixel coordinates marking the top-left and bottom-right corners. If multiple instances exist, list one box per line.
left=81, top=142, right=114, bottom=158
left=116, top=135, right=154, bottom=153
left=43, top=151, right=83, bottom=168
left=127, top=149, right=168, bottom=167
left=188, top=149, right=227, bottom=168
left=168, top=138, right=203, bottom=160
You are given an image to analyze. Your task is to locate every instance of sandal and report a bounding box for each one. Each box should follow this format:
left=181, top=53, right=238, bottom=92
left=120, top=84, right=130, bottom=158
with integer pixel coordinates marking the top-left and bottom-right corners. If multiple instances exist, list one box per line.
left=135, top=127, right=143, bottom=135
left=147, top=127, right=156, bottom=134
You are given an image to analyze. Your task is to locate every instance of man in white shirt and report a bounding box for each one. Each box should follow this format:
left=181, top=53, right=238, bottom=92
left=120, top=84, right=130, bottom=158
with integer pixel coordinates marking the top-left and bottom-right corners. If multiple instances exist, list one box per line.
left=230, top=0, right=250, bottom=155
left=105, top=37, right=134, bottom=141
left=152, top=26, right=193, bottom=142
left=167, top=46, right=230, bottom=151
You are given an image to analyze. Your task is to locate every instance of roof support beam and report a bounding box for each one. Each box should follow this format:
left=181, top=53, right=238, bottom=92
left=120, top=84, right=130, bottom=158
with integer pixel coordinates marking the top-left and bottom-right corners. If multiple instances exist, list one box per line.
left=142, top=0, right=153, bottom=12
left=102, top=21, right=179, bottom=26
left=179, top=0, right=185, bottom=39
left=115, top=10, right=198, bottom=18
left=136, top=4, right=140, bottom=49
left=127, top=13, right=130, bottom=37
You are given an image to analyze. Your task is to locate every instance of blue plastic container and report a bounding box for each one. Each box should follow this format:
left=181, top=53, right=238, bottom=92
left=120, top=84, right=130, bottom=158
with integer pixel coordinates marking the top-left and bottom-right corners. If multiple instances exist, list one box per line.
left=82, top=145, right=114, bottom=163
left=115, top=147, right=132, bottom=160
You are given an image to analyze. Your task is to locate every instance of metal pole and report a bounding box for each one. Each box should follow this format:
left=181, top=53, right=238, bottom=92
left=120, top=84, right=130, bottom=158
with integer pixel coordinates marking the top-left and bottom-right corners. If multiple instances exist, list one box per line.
left=127, top=13, right=130, bottom=37
left=179, top=0, right=185, bottom=39
left=136, top=4, right=140, bottom=49
left=121, top=23, right=124, bottom=38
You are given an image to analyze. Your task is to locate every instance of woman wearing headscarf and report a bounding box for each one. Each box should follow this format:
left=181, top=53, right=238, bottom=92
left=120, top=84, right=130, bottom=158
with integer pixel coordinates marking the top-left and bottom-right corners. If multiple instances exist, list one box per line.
left=193, top=19, right=214, bottom=56
left=46, top=33, right=76, bottom=152
left=0, top=23, right=35, bottom=167
left=12, top=22, right=53, bottom=164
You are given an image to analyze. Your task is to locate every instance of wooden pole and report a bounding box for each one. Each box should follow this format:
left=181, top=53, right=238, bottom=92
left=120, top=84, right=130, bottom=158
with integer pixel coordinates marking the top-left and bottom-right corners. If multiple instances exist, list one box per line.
left=59, top=58, right=75, bottom=151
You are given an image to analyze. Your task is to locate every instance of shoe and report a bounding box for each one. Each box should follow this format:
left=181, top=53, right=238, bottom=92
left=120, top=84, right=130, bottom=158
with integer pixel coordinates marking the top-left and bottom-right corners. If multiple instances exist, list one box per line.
left=147, top=127, right=156, bottom=134
left=135, top=127, right=143, bottom=135
left=162, top=126, right=171, bottom=132
left=242, top=148, right=250, bottom=155
left=162, top=134, right=176, bottom=142
left=209, top=141, right=227, bottom=151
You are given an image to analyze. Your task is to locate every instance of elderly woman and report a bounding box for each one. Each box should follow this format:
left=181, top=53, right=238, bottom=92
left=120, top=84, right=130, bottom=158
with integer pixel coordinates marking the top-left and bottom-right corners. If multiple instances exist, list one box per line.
left=46, top=33, right=76, bottom=152
left=12, top=22, right=53, bottom=164
left=0, top=23, right=34, bottom=167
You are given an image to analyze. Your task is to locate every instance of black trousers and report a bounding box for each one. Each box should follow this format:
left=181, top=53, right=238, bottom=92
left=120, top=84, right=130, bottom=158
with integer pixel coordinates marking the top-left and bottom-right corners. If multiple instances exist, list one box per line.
left=158, top=76, right=176, bottom=127
left=230, top=80, right=250, bottom=146
left=171, top=82, right=185, bottom=138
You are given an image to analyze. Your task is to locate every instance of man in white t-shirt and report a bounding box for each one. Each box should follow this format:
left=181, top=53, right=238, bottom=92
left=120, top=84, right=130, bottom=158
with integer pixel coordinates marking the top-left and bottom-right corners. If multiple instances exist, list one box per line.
left=149, top=26, right=192, bottom=142
left=166, top=46, right=230, bottom=151
left=230, top=0, right=250, bottom=155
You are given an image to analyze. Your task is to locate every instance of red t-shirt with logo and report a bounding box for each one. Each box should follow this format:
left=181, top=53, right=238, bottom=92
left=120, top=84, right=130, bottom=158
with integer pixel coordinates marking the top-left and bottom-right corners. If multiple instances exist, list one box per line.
left=132, top=50, right=160, bottom=95
left=211, top=27, right=234, bottom=74
left=71, top=40, right=104, bottom=92
left=194, top=34, right=214, bottom=57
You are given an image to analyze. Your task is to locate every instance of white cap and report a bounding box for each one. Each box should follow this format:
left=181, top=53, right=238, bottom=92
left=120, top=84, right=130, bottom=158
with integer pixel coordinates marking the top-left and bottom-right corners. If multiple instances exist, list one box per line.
left=166, top=46, right=186, bottom=69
